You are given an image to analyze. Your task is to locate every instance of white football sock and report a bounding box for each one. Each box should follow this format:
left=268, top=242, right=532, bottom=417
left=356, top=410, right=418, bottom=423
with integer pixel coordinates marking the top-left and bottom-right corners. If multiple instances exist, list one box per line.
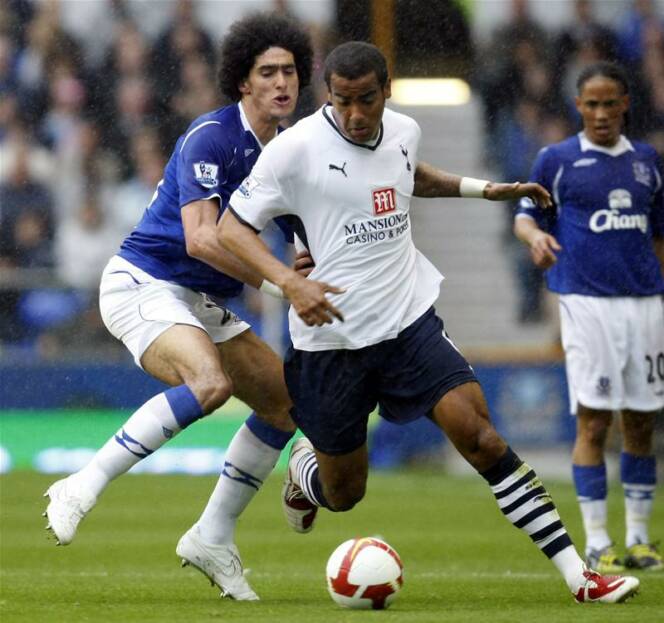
left=624, top=485, right=654, bottom=547
left=72, top=392, right=182, bottom=497
left=579, top=499, right=611, bottom=552
left=197, top=424, right=281, bottom=545
left=551, top=545, right=587, bottom=592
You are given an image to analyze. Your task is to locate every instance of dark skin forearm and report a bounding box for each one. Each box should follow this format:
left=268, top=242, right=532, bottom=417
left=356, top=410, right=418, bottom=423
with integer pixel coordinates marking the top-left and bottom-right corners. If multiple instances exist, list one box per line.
left=413, top=162, right=462, bottom=197
left=413, top=162, right=553, bottom=207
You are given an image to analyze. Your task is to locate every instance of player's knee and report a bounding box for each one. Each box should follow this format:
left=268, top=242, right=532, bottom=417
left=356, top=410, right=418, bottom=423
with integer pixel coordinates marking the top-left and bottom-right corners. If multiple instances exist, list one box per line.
left=325, top=479, right=366, bottom=512
left=254, top=400, right=295, bottom=432
left=579, top=418, right=610, bottom=447
left=189, top=376, right=233, bottom=414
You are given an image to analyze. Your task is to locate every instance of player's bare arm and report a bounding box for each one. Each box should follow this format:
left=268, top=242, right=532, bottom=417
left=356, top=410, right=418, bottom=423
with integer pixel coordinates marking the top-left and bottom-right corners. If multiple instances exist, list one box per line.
left=414, top=162, right=552, bottom=208
left=182, top=199, right=267, bottom=289
left=513, top=215, right=562, bottom=269
left=218, top=210, right=344, bottom=325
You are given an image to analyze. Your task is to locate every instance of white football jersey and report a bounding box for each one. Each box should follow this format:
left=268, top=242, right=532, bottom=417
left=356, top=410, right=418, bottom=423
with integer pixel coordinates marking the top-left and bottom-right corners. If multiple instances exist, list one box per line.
left=229, top=105, right=443, bottom=351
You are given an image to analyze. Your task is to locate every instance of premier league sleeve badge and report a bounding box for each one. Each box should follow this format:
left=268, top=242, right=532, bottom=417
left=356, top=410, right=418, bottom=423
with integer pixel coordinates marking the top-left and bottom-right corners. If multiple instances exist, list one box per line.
left=194, top=161, right=220, bottom=189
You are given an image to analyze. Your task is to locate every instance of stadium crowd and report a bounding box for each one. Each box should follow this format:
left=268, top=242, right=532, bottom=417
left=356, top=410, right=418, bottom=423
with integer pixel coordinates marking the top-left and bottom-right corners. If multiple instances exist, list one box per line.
left=0, top=0, right=663, bottom=357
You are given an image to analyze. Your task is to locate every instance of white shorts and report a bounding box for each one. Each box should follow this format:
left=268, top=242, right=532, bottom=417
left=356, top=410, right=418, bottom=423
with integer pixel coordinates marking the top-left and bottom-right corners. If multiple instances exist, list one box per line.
left=99, top=256, right=249, bottom=368
left=559, top=294, right=664, bottom=414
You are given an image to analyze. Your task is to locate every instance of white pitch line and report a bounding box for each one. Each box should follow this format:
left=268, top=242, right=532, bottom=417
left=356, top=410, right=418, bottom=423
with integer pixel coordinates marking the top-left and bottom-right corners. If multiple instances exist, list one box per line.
left=2, top=569, right=663, bottom=581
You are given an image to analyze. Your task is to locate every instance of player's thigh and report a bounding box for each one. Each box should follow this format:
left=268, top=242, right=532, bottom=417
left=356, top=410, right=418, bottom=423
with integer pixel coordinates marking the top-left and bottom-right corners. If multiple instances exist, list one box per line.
left=216, top=329, right=293, bottom=419
left=284, top=346, right=377, bottom=455
left=99, top=257, right=229, bottom=387
left=377, top=308, right=476, bottom=424
left=141, top=323, right=225, bottom=387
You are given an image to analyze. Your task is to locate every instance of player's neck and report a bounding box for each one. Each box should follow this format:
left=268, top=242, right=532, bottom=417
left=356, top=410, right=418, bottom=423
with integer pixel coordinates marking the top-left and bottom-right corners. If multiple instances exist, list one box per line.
left=239, top=99, right=280, bottom=148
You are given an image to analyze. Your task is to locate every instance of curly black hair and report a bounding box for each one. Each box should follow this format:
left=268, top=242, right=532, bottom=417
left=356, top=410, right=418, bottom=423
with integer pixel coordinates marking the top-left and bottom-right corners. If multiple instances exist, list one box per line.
left=218, top=13, right=313, bottom=102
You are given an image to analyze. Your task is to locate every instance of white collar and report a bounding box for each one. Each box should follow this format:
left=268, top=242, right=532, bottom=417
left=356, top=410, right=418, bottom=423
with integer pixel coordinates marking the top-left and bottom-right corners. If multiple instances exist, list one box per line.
left=578, top=132, right=634, bottom=157
left=238, top=101, right=277, bottom=150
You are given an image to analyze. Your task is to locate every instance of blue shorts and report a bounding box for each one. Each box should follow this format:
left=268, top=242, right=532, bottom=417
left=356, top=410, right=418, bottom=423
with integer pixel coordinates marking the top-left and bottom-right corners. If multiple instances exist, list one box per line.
left=284, top=307, right=478, bottom=455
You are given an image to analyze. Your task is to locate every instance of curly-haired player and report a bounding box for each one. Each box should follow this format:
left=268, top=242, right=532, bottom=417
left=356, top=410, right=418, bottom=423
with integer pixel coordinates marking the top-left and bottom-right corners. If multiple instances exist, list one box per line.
left=43, top=12, right=312, bottom=601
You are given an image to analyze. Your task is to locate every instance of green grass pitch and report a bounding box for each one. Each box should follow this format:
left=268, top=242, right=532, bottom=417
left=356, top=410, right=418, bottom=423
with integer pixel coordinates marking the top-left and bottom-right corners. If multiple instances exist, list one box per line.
left=1, top=468, right=662, bottom=622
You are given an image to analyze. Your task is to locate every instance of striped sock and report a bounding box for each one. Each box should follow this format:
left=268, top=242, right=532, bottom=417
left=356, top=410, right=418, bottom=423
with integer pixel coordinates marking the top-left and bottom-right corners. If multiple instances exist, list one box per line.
left=621, top=452, right=656, bottom=547
left=481, top=448, right=573, bottom=558
left=295, top=451, right=330, bottom=509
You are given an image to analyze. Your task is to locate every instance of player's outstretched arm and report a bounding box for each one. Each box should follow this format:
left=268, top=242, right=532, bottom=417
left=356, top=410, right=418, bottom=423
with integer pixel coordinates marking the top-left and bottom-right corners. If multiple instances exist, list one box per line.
left=513, top=216, right=561, bottom=269
left=218, top=210, right=345, bottom=325
left=413, top=162, right=552, bottom=208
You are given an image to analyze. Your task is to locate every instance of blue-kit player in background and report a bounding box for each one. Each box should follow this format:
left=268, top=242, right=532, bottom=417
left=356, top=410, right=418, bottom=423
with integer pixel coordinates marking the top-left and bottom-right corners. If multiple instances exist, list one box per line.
left=43, top=12, right=313, bottom=601
left=515, top=61, right=664, bottom=573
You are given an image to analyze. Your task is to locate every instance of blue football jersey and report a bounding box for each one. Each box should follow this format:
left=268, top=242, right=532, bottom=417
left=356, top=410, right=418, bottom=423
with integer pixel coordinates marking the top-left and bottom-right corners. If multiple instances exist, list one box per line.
left=119, top=104, right=271, bottom=298
left=516, top=133, right=664, bottom=296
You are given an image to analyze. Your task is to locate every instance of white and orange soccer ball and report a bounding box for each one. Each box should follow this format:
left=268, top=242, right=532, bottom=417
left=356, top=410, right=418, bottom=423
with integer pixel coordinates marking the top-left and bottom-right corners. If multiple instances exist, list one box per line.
left=326, top=537, right=404, bottom=610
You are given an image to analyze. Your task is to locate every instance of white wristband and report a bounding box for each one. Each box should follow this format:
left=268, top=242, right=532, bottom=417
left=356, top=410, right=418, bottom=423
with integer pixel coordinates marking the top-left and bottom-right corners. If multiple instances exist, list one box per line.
left=259, top=280, right=283, bottom=298
left=460, top=177, right=490, bottom=198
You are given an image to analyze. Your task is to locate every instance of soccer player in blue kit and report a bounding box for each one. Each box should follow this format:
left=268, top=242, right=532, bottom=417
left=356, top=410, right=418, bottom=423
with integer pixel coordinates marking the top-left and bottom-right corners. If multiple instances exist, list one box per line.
left=43, top=13, right=313, bottom=600
left=219, top=42, right=640, bottom=603
left=515, top=61, right=664, bottom=573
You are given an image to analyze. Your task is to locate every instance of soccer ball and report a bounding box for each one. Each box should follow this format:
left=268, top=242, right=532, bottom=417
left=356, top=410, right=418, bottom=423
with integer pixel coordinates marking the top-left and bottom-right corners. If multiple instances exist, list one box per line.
left=326, top=537, right=403, bottom=610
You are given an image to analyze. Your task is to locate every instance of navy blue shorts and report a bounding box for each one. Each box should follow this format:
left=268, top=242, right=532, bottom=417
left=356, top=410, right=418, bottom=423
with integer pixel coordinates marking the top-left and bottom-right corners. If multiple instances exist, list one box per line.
left=284, top=307, right=478, bottom=455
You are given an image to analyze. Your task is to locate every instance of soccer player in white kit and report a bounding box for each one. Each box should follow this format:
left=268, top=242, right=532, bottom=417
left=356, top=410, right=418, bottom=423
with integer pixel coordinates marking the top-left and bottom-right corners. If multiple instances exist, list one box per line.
left=43, top=13, right=314, bottom=600
left=515, top=61, right=664, bottom=573
left=219, top=42, right=640, bottom=603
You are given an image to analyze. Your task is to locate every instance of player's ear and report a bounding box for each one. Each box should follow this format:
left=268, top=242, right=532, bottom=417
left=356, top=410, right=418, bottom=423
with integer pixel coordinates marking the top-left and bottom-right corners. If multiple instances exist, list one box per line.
left=239, top=79, right=251, bottom=96
left=383, top=78, right=391, bottom=100
left=574, top=95, right=582, bottom=114
left=620, top=93, right=630, bottom=114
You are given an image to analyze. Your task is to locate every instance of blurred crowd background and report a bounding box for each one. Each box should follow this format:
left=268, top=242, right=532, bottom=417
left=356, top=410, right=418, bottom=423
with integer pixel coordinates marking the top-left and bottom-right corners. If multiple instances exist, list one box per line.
left=1, top=0, right=663, bottom=361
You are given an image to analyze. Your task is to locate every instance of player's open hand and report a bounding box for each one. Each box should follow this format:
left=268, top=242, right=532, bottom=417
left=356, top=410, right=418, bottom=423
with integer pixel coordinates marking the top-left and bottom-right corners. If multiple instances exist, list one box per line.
left=282, top=273, right=345, bottom=325
left=485, top=182, right=553, bottom=209
left=529, top=230, right=561, bottom=268
left=293, top=250, right=315, bottom=277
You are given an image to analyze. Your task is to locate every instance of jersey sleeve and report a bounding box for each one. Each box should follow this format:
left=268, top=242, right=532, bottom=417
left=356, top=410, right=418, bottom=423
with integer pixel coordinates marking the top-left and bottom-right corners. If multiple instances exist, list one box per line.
left=177, top=123, right=230, bottom=208
left=515, top=146, right=557, bottom=231
left=228, top=135, right=295, bottom=232
left=651, top=153, right=664, bottom=238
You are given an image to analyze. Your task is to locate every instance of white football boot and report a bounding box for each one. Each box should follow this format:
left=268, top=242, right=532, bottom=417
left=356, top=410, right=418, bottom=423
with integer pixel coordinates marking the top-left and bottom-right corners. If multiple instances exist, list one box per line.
left=43, top=476, right=97, bottom=545
left=282, top=437, right=319, bottom=533
left=176, top=524, right=259, bottom=601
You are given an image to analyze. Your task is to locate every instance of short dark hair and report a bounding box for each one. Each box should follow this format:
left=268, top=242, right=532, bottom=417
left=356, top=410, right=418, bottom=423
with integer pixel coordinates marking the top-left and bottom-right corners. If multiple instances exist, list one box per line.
left=324, top=41, right=389, bottom=89
left=218, top=13, right=313, bottom=102
left=577, top=61, right=629, bottom=95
